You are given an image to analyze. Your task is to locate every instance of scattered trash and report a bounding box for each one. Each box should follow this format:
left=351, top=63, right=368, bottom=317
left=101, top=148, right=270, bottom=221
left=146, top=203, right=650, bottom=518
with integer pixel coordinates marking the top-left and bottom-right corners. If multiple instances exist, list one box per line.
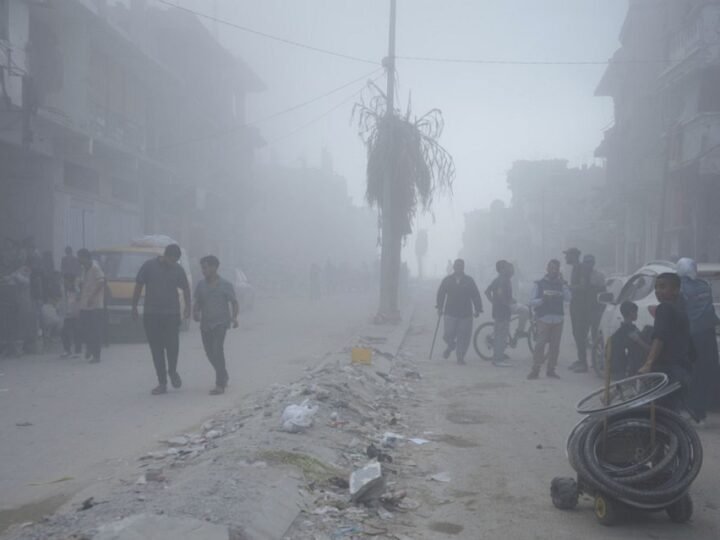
left=429, top=472, right=452, bottom=483
left=16, top=421, right=33, bottom=427
left=78, top=497, right=97, bottom=511
left=408, top=438, right=430, bottom=445
left=381, top=432, right=404, bottom=448
left=135, top=475, right=147, bottom=485
left=205, top=429, right=222, bottom=439
left=349, top=461, right=385, bottom=502
left=377, top=507, right=393, bottom=520
left=331, top=524, right=363, bottom=539
left=163, top=436, right=189, bottom=447
left=280, top=400, right=319, bottom=433
left=351, top=347, right=372, bottom=365
left=536, top=443, right=543, bottom=450
left=366, top=444, right=392, bottom=463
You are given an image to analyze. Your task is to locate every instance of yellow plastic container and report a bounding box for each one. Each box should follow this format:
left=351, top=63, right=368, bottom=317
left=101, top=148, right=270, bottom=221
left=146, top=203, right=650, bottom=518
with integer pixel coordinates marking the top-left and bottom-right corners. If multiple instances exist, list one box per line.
left=351, top=347, right=373, bottom=365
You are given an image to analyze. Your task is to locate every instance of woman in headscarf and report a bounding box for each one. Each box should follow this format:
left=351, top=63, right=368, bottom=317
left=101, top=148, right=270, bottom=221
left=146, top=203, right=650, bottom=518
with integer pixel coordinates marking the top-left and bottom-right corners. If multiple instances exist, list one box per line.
left=677, top=257, right=719, bottom=426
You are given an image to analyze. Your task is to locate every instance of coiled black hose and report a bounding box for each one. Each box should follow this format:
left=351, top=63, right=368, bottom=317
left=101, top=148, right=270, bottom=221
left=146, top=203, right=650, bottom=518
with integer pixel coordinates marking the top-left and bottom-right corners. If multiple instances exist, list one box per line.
left=568, top=406, right=702, bottom=509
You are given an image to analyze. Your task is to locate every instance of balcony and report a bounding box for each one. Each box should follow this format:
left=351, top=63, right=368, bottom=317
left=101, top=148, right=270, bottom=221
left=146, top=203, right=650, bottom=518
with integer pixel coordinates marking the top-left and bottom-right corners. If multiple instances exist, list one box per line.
left=671, top=112, right=720, bottom=174
left=665, top=4, right=720, bottom=73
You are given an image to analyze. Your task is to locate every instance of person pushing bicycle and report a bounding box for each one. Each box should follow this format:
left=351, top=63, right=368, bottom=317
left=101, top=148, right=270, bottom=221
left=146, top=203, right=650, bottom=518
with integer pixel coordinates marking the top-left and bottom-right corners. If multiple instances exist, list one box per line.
left=485, top=260, right=530, bottom=367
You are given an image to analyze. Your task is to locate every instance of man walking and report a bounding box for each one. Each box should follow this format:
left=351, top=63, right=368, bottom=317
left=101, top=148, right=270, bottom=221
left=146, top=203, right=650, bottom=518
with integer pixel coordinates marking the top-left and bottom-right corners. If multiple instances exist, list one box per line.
left=528, top=259, right=571, bottom=380
left=77, top=249, right=105, bottom=363
left=61, top=246, right=81, bottom=280
left=436, top=259, right=483, bottom=365
left=677, top=258, right=718, bottom=426
left=132, top=244, right=191, bottom=395
left=194, top=255, right=238, bottom=395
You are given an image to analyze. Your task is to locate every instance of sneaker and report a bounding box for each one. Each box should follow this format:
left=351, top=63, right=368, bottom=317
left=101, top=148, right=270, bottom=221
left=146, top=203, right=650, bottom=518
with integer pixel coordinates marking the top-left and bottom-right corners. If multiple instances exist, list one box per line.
left=60, top=352, right=71, bottom=358
left=515, top=330, right=529, bottom=339
left=572, top=364, right=589, bottom=373
left=527, top=370, right=540, bottom=380
left=442, top=347, right=453, bottom=360
left=169, top=372, right=182, bottom=389
left=493, top=360, right=512, bottom=367
left=696, top=419, right=707, bottom=429
left=209, top=386, right=225, bottom=395
left=568, top=361, right=584, bottom=371
left=151, top=385, right=167, bottom=395
left=89, top=357, right=100, bottom=364
left=546, top=370, right=561, bottom=379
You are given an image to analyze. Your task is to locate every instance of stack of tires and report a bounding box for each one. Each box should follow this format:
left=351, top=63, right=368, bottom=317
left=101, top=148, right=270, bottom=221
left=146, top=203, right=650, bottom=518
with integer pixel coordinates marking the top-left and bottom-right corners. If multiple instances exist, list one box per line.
left=551, top=375, right=703, bottom=526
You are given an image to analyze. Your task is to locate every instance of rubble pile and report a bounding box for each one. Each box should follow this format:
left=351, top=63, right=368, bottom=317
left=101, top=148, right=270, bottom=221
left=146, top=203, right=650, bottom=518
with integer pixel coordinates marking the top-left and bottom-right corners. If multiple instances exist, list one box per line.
left=7, top=343, right=433, bottom=540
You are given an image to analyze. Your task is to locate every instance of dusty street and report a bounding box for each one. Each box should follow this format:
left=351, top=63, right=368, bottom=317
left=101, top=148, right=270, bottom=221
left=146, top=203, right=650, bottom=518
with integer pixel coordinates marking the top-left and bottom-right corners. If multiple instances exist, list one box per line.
left=0, top=291, right=375, bottom=532
left=386, top=290, right=720, bottom=539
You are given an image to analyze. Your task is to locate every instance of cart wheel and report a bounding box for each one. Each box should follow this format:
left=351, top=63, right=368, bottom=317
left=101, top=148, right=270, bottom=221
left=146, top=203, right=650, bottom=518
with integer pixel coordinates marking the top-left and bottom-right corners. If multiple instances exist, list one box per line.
left=594, top=493, right=624, bottom=526
left=666, top=494, right=693, bottom=523
left=551, top=477, right=579, bottom=510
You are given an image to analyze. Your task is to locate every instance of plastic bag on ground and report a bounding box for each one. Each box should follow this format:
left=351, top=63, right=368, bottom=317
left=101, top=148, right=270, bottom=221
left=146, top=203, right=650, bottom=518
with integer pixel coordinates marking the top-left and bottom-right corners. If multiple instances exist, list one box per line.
left=280, top=399, right=319, bottom=433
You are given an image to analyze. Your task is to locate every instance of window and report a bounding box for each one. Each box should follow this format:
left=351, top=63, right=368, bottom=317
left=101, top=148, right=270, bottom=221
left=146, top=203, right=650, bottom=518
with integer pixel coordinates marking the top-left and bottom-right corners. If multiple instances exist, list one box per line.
left=617, top=274, right=656, bottom=304
left=699, top=69, right=720, bottom=113
left=95, top=251, right=154, bottom=281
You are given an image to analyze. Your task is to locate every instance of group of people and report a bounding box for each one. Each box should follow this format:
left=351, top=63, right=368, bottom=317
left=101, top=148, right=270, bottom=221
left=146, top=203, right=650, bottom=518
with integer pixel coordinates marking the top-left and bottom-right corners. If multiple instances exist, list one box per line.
left=131, top=245, right=238, bottom=396
left=435, top=251, right=719, bottom=425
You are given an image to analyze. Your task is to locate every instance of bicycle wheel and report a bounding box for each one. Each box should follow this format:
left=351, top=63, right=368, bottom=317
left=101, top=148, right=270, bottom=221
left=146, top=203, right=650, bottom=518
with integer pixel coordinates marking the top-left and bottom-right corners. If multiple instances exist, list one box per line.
left=473, top=321, right=495, bottom=360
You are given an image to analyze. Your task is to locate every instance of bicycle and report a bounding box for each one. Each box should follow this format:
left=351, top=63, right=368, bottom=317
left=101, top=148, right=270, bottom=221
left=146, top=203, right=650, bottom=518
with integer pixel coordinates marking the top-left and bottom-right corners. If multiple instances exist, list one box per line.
left=473, top=313, right=536, bottom=361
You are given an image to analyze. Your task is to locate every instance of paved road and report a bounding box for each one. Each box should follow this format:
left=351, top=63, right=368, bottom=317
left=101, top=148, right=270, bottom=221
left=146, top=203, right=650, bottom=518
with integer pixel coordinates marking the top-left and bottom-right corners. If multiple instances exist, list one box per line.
left=396, top=292, right=720, bottom=539
left=0, top=291, right=375, bottom=529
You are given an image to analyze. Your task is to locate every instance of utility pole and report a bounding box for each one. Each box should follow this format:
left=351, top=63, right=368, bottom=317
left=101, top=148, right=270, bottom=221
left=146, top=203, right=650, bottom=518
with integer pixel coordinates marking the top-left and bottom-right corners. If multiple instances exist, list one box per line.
left=378, top=0, right=399, bottom=320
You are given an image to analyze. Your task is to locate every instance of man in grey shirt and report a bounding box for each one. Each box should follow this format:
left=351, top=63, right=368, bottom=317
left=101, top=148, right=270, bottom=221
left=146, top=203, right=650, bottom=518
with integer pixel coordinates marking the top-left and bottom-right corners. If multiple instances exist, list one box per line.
left=194, top=255, right=238, bottom=395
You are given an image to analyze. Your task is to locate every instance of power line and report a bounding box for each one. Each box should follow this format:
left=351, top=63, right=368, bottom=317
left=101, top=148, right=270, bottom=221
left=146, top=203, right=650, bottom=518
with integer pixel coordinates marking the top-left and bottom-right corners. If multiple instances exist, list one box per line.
left=267, top=73, right=385, bottom=146
left=396, top=55, right=666, bottom=66
left=152, top=68, right=382, bottom=151
left=153, top=0, right=378, bottom=65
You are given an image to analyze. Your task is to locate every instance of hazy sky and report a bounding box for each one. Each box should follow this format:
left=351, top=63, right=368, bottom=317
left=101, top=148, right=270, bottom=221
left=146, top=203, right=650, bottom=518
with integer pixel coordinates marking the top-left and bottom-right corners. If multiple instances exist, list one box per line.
left=173, top=0, right=627, bottom=276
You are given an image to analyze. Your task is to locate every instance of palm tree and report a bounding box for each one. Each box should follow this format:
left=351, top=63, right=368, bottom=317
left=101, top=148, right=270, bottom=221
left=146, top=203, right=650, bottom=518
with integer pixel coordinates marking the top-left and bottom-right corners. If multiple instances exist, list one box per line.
left=355, top=87, right=455, bottom=321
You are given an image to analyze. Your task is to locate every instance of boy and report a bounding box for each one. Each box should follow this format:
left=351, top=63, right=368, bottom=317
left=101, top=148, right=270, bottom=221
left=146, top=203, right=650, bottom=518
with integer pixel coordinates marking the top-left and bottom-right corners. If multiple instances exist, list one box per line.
left=194, top=255, right=239, bottom=395
left=607, top=301, right=649, bottom=380
left=638, top=273, right=693, bottom=410
left=485, top=260, right=514, bottom=367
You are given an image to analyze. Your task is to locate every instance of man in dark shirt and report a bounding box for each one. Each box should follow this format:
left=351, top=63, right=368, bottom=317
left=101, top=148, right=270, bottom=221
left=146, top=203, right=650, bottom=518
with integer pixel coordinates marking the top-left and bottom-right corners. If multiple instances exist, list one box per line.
left=436, top=259, right=483, bottom=365
left=132, top=244, right=191, bottom=395
left=639, top=273, right=693, bottom=410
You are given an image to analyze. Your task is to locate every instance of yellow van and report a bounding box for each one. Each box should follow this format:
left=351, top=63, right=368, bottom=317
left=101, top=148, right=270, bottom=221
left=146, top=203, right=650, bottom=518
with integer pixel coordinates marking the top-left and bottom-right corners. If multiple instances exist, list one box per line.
left=93, top=239, right=192, bottom=340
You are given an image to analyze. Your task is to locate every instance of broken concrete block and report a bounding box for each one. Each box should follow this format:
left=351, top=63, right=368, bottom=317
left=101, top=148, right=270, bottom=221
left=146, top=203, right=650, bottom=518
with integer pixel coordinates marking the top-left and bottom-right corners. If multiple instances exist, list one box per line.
left=349, top=461, right=385, bottom=502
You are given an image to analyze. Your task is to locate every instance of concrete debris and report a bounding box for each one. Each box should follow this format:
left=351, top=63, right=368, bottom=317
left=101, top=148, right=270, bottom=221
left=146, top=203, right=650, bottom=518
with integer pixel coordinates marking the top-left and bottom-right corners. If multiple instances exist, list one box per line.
left=429, top=472, right=452, bottom=483
left=93, top=514, right=228, bottom=540
left=163, top=436, right=189, bottom=447
left=144, top=468, right=165, bottom=483
left=349, top=460, right=385, bottom=503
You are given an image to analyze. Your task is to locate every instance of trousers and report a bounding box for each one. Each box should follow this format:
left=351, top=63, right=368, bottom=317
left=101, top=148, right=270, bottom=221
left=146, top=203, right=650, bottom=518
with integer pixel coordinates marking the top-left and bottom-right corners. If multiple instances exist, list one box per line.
left=443, top=315, right=473, bottom=362
left=532, top=320, right=564, bottom=372
left=62, top=317, right=82, bottom=354
left=143, top=313, right=180, bottom=386
left=201, top=325, right=229, bottom=387
left=687, top=329, right=719, bottom=421
left=80, top=309, right=103, bottom=361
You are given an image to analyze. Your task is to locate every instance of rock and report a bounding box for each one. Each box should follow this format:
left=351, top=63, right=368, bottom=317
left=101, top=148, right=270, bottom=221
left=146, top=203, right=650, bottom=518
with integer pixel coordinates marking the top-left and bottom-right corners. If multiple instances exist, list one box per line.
left=135, top=475, right=147, bottom=485
left=315, top=389, right=331, bottom=401
left=429, top=472, right=451, bottom=483
left=94, top=514, right=228, bottom=540
left=205, top=430, right=222, bottom=439
left=164, top=436, right=189, bottom=447
left=349, top=461, right=385, bottom=503
left=201, top=420, right=215, bottom=431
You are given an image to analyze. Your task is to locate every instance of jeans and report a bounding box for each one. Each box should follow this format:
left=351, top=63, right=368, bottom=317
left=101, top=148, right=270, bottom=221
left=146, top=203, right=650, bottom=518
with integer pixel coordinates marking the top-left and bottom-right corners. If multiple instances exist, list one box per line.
left=443, top=315, right=473, bottom=362
left=80, top=309, right=103, bottom=361
left=493, top=318, right=510, bottom=362
left=201, top=325, right=229, bottom=387
left=61, top=317, right=82, bottom=354
left=143, top=313, right=180, bottom=386
left=570, top=303, right=590, bottom=365
left=532, top=320, right=564, bottom=373
left=687, top=329, right=719, bottom=421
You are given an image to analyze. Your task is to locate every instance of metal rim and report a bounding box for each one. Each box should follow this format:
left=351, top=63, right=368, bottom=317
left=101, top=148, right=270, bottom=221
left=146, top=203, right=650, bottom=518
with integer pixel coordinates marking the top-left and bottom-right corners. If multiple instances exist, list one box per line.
left=576, top=373, right=669, bottom=415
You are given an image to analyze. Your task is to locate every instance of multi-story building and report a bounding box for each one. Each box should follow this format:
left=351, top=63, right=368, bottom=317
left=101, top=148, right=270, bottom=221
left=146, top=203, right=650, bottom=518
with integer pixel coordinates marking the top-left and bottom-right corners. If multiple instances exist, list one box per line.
left=596, top=0, right=720, bottom=270
left=0, top=0, right=263, bottom=268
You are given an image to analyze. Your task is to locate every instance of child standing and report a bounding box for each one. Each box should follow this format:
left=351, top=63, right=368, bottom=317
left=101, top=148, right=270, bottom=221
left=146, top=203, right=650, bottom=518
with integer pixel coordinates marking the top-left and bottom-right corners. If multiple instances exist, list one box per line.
left=607, top=301, right=650, bottom=380
left=60, top=273, right=82, bottom=358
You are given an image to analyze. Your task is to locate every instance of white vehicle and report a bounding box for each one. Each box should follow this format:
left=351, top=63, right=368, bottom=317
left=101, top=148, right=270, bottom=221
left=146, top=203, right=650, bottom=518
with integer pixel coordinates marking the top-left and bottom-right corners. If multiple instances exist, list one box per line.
left=593, top=261, right=720, bottom=377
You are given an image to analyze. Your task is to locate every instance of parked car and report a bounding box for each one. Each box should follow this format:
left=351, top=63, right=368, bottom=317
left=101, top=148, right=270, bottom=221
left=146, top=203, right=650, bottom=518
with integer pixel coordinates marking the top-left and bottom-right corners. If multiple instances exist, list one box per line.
left=593, top=261, right=720, bottom=377
left=234, top=268, right=255, bottom=312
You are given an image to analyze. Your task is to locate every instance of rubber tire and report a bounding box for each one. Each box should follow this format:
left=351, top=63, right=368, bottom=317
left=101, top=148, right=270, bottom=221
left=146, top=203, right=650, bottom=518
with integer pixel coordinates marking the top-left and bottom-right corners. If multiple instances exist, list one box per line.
left=473, top=322, right=495, bottom=361
left=667, top=494, right=693, bottom=524
left=594, top=493, right=625, bottom=526
left=551, top=477, right=579, bottom=510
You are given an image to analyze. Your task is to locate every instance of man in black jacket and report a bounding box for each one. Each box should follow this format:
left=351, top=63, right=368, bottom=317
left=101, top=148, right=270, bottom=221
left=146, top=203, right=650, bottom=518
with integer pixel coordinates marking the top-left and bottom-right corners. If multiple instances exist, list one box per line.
left=436, top=259, right=483, bottom=365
